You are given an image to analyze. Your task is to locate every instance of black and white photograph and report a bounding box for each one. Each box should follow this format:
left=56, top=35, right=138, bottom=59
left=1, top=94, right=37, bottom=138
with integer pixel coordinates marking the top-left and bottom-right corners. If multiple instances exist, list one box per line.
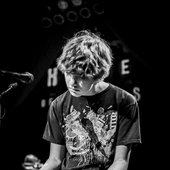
left=0, top=1, right=163, bottom=170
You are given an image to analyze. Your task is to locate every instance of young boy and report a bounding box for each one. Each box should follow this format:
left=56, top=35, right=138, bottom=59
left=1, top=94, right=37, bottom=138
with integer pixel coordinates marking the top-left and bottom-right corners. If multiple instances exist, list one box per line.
left=40, top=30, right=141, bottom=170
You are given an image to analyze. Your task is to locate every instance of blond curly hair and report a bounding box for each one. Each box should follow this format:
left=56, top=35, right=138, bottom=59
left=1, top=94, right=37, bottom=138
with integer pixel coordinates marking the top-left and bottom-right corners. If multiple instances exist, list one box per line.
left=57, top=30, right=113, bottom=80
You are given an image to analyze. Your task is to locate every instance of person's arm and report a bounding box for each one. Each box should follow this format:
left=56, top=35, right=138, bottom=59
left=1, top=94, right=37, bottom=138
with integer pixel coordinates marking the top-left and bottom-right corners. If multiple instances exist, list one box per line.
left=108, top=145, right=131, bottom=170
left=40, top=143, right=66, bottom=170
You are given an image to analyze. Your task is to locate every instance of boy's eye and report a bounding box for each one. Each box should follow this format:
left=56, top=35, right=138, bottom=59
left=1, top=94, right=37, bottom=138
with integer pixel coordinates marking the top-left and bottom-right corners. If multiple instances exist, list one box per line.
left=74, top=75, right=83, bottom=81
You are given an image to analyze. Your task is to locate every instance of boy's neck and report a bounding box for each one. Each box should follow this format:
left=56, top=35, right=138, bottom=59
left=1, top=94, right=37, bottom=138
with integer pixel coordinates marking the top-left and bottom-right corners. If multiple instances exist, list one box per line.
left=88, top=81, right=109, bottom=96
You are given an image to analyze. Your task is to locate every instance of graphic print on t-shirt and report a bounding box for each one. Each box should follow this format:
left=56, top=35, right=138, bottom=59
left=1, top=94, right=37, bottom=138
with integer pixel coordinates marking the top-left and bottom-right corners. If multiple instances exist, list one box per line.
left=64, top=104, right=117, bottom=166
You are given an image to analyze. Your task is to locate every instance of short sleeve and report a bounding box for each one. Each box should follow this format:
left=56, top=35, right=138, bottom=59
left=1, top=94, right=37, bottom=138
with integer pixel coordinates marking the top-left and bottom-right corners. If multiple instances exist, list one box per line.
left=116, top=99, right=141, bottom=146
left=42, top=100, right=65, bottom=145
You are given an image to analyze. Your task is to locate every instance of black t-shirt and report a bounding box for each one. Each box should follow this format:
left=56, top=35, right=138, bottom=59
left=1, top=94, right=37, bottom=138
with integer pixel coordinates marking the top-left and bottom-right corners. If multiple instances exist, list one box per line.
left=43, top=83, right=141, bottom=170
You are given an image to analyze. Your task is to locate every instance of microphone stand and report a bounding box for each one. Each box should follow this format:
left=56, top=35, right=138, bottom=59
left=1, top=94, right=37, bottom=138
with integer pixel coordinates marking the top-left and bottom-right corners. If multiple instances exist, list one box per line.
left=0, top=82, right=18, bottom=128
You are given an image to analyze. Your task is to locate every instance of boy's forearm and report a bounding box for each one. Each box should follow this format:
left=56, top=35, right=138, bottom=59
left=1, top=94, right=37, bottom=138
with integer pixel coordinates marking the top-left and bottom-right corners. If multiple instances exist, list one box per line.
left=107, top=159, right=129, bottom=170
left=40, top=158, right=61, bottom=170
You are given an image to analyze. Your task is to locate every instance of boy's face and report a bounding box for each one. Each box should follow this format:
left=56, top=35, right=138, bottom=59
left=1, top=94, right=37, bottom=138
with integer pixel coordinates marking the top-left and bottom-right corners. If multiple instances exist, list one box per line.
left=64, top=72, right=96, bottom=97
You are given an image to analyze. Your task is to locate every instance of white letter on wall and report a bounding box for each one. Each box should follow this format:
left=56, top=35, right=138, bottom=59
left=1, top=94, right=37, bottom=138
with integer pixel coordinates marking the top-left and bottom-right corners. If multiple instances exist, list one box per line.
left=47, top=67, right=58, bottom=87
left=133, top=86, right=141, bottom=101
left=121, top=59, right=130, bottom=75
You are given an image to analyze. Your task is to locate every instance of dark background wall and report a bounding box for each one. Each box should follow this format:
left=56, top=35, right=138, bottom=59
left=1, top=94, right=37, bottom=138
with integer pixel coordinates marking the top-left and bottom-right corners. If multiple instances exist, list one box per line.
left=0, top=0, right=164, bottom=169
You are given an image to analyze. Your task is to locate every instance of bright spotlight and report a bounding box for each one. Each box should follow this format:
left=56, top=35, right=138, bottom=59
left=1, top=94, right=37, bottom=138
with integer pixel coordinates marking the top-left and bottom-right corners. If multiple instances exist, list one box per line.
left=93, top=3, right=104, bottom=15
left=57, top=0, right=69, bottom=10
left=71, top=0, right=83, bottom=6
left=41, top=17, right=53, bottom=28
left=79, top=7, right=91, bottom=18
left=66, top=11, right=78, bottom=22
left=53, top=14, right=65, bottom=25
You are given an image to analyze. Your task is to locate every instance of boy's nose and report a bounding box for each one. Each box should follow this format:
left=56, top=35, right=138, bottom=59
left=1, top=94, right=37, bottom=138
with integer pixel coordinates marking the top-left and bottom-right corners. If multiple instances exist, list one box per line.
left=70, top=77, right=78, bottom=86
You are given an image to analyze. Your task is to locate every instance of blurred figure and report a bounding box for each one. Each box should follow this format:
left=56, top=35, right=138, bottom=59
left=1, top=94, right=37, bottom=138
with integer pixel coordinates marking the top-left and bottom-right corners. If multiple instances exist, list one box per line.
left=22, top=154, right=43, bottom=170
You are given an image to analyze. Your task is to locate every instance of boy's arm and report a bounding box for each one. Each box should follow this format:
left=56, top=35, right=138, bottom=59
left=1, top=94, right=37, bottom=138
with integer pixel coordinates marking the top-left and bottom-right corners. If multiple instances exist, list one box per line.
left=40, top=143, right=66, bottom=170
left=108, top=145, right=131, bottom=170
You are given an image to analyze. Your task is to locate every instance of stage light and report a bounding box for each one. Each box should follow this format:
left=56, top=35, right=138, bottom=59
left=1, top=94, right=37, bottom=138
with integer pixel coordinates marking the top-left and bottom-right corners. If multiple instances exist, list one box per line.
left=66, top=11, right=78, bottom=22
left=41, top=17, right=53, bottom=28
left=53, top=14, right=65, bottom=25
left=71, top=0, right=83, bottom=6
left=41, top=1, right=105, bottom=29
left=57, top=0, right=69, bottom=10
left=79, top=7, right=91, bottom=18
left=93, top=3, right=104, bottom=15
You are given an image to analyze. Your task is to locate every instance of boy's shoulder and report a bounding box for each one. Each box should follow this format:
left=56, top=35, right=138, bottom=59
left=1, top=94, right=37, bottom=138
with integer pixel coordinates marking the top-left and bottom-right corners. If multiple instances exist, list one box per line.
left=109, top=83, right=137, bottom=104
left=51, top=90, right=70, bottom=106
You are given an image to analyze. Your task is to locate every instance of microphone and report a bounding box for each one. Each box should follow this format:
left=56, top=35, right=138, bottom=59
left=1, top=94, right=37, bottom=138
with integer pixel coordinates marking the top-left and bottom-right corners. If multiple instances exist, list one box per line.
left=0, top=82, right=18, bottom=98
left=0, top=70, right=34, bottom=84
